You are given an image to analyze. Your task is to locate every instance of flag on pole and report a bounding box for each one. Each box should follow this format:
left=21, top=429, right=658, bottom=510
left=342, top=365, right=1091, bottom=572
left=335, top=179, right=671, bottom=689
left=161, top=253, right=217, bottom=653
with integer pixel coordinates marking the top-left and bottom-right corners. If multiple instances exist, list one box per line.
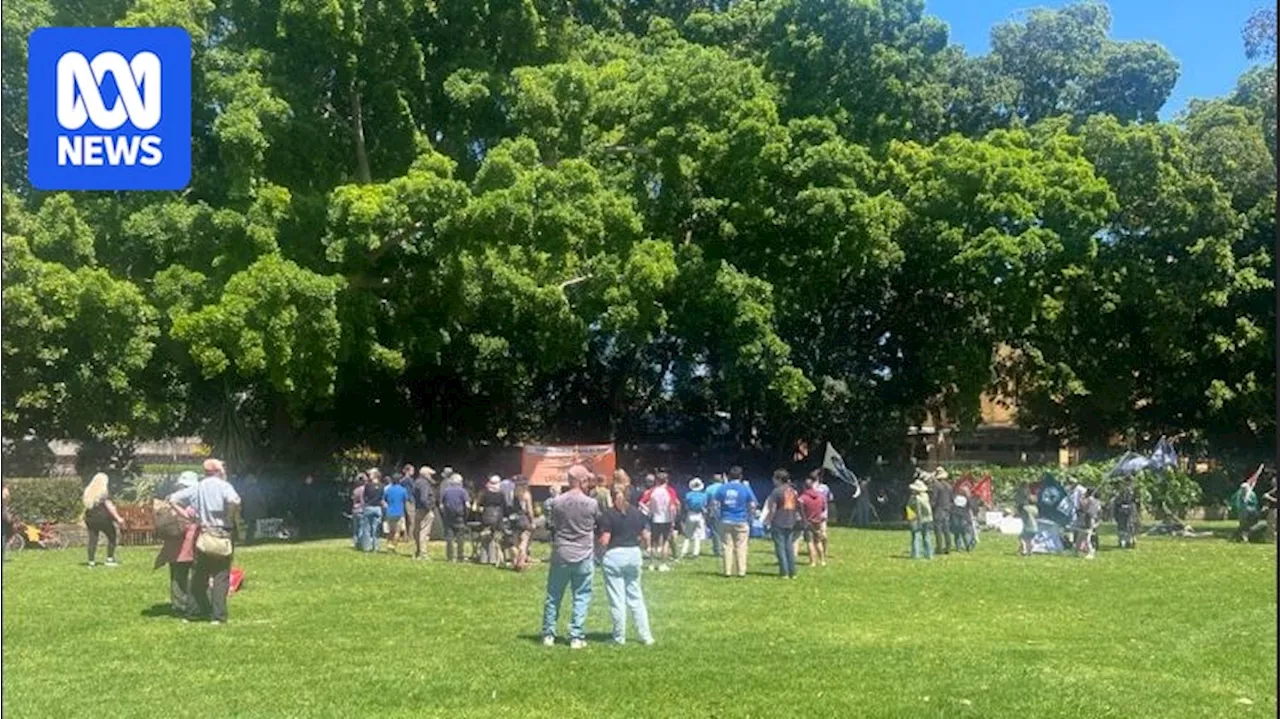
left=972, top=474, right=993, bottom=507
left=1108, top=450, right=1151, bottom=478
left=1245, top=463, right=1264, bottom=488
left=1150, top=436, right=1178, bottom=472
left=822, top=443, right=860, bottom=493
left=1036, top=474, right=1074, bottom=526
left=952, top=473, right=974, bottom=499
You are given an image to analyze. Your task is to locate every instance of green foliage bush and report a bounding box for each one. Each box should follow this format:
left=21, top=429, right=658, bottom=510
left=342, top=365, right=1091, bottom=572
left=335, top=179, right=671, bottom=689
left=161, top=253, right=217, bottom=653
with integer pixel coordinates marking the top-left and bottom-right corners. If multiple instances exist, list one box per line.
left=950, top=462, right=1203, bottom=518
left=4, top=477, right=84, bottom=523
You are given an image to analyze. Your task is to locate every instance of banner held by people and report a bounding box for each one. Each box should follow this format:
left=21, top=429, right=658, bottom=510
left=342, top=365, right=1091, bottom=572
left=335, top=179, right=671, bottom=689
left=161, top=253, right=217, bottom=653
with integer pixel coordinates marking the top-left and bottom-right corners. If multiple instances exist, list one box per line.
left=520, top=444, right=616, bottom=487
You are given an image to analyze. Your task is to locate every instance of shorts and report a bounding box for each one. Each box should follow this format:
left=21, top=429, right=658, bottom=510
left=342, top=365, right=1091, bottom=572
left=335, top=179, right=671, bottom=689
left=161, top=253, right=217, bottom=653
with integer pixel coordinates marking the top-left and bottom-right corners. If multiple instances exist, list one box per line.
left=384, top=516, right=406, bottom=533
left=805, top=520, right=828, bottom=542
left=650, top=522, right=673, bottom=544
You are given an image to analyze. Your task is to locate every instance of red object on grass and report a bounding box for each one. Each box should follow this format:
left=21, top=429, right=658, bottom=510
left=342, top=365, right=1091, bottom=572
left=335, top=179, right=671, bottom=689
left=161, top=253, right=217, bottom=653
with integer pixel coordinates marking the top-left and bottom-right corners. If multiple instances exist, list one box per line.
left=229, top=567, right=244, bottom=594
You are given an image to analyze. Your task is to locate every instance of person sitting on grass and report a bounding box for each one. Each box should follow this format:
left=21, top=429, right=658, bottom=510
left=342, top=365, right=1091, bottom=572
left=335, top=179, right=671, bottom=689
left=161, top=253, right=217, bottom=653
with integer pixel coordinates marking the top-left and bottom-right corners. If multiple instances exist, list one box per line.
left=542, top=465, right=600, bottom=649
left=907, top=476, right=933, bottom=560
left=598, top=487, right=654, bottom=646
left=83, top=472, right=127, bottom=568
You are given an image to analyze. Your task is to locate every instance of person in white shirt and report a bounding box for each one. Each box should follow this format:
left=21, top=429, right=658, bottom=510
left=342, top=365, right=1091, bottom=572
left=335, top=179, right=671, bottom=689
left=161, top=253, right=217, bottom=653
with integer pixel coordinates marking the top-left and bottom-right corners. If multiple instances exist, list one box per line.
left=639, top=472, right=680, bottom=572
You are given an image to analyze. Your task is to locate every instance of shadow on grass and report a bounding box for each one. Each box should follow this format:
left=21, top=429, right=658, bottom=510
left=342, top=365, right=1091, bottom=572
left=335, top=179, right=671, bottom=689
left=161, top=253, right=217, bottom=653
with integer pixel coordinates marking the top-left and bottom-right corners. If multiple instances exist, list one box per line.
left=517, top=632, right=617, bottom=644
left=140, top=603, right=179, bottom=619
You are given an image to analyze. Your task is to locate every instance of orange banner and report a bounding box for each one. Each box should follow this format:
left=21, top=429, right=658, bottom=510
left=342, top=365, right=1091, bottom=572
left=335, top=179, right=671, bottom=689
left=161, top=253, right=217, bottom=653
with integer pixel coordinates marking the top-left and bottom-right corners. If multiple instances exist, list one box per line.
left=521, top=444, right=616, bottom=487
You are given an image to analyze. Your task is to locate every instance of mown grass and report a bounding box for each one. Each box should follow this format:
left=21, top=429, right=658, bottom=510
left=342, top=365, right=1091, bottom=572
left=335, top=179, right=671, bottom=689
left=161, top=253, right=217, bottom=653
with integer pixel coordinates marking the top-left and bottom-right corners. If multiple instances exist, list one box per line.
left=1, top=525, right=1274, bottom=718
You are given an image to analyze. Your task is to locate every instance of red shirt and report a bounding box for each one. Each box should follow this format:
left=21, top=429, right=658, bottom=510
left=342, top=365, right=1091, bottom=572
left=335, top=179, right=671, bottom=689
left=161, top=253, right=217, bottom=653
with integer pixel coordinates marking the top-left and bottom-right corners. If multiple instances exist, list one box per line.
left=798, top=487, right=827, bottom=525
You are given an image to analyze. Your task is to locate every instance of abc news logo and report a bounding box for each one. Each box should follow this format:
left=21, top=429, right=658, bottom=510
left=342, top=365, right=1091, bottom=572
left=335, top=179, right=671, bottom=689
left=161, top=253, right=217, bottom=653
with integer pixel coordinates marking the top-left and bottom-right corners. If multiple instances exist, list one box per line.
left=56, top=51, right=164, bottom=167
left=28, top=27, right=191, bottom=191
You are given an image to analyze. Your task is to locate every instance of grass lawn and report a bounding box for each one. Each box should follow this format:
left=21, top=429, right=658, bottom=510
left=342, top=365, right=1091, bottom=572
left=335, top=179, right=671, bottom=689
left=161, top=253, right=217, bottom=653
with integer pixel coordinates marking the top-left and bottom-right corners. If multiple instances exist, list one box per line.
left=1, top=525, right=1275, bottom=718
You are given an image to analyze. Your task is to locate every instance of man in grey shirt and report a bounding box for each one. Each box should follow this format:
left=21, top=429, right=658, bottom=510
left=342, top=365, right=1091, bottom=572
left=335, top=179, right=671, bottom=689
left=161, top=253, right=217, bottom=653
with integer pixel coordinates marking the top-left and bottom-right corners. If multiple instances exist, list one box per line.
left=541, top=465, right=599, bottom=649
left=169, top=459, right=241, bottom=624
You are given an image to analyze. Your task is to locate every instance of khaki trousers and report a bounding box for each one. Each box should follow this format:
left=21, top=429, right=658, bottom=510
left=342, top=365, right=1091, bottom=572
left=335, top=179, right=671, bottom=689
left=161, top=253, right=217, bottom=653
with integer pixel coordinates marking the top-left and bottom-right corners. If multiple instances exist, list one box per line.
left=719, top=522, right=750, bottom=577
left=414, top=509, right=435, bottom=558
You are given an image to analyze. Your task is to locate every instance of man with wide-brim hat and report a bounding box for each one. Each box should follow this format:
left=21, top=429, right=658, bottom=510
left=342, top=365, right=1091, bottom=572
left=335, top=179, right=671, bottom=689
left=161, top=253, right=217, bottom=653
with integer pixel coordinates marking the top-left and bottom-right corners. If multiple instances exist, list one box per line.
left=680, top=478, right=709, bottom=560
left=907, top=477, right=934, bottom=559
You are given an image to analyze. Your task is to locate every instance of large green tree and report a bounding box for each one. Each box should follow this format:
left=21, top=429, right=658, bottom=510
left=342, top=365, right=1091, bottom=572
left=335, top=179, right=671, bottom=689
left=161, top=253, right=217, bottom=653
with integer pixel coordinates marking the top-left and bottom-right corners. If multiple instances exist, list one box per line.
left=0, top=0, right=1273, bottom=473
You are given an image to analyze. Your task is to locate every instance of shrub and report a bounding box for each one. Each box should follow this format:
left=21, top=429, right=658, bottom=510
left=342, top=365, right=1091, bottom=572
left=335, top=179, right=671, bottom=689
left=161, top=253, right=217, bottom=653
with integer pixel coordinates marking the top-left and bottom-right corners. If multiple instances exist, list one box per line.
left=4, top=477, right=85, bottom=523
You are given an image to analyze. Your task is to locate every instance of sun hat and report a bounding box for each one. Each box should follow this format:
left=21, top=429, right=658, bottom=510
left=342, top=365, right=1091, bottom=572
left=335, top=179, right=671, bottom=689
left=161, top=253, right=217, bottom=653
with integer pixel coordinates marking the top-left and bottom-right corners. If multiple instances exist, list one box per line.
left=689, top=478, right=704, bottom=491
left=934, top=467, right=949, bottom=480
left=909, top=479, right=928, bottom=493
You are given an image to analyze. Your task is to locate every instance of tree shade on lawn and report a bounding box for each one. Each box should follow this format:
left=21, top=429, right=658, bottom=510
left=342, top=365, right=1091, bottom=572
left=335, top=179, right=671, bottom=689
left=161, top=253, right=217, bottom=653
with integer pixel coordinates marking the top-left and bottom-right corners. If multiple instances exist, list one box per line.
left=0, top=526, right=1274, bottom=718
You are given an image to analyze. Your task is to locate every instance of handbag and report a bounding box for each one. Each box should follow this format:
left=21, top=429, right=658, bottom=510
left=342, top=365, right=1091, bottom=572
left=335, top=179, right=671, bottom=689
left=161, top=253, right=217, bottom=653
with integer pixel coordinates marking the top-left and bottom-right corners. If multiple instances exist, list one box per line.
left=196, top=527, right=234, bottom=557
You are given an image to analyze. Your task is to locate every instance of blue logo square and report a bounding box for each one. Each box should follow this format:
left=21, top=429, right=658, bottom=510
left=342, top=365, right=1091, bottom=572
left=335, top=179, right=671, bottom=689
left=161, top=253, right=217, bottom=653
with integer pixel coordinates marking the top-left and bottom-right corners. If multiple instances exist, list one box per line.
left=28, top=27, right=191, bottom=191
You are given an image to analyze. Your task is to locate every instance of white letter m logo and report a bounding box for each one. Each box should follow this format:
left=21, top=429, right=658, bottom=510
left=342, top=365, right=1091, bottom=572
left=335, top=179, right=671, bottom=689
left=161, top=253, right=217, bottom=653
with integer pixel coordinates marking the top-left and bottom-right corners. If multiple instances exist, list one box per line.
left=56, top=51, right=161, bottom=131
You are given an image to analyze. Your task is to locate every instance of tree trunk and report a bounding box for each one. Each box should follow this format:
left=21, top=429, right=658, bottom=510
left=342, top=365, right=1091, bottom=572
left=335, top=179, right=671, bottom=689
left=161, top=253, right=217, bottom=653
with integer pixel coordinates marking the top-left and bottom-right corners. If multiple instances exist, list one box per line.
left=350, top=80, right=372, bottom=184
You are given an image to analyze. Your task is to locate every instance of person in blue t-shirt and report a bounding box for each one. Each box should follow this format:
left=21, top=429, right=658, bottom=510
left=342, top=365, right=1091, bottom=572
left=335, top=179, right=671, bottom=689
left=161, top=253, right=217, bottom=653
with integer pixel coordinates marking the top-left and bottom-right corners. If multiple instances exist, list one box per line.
left=679, top=478, right=709, bottom=559
left=714, top=467, right=758, bottom=577
left=382, top=477, right=410, bottom=553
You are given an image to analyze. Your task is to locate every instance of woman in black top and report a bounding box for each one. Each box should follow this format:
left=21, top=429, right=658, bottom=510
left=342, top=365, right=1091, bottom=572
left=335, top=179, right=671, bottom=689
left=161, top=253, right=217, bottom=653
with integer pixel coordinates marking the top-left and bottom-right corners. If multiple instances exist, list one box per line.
left=598, top=489, right=654, bottom=645
left=478, top=476, right=505, bottom=566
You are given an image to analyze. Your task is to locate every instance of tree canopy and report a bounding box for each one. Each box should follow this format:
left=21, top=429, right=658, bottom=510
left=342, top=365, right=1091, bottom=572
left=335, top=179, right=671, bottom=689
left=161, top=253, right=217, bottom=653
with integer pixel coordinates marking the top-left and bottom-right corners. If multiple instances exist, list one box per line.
left=2, top=0, right=1274, bottom=472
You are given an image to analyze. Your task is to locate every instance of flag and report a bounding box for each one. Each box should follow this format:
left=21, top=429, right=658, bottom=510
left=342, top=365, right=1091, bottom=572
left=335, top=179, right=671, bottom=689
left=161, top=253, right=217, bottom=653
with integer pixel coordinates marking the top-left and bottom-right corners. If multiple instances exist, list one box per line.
left=1245, top=463, right=1264, bottom=488
left=1108, top=450, right=1151, bottom=478
left=1150, top=436, right=1178, bottom=472
left=972, top=475, right=994, bottom=507
left=952, top=473, right=974, bottom=499
left=1036, top=474, right=1074, bottom=526
left=821, top=443, right=859, bottom=490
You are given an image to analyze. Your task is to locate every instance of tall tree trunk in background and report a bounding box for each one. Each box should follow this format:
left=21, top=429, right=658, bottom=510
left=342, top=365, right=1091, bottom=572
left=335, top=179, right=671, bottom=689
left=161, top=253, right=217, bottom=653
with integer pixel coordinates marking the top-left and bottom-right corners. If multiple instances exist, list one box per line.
left=350, top=80, right=372, bottom=184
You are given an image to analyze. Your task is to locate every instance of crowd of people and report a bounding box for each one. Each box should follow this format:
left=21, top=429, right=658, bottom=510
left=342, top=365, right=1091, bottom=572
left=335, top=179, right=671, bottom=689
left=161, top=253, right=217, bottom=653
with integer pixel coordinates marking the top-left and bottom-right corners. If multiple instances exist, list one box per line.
left=3, top=455, right=1274, bottom=633
left=341, top=463, right=837, bottom=580
left=537, top=464, right=836, bottom=647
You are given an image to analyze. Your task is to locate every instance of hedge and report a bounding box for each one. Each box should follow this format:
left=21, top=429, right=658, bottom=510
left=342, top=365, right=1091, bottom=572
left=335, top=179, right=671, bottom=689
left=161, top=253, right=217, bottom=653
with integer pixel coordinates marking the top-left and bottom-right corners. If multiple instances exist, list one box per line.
left=5, top=477, right=85, bottom=523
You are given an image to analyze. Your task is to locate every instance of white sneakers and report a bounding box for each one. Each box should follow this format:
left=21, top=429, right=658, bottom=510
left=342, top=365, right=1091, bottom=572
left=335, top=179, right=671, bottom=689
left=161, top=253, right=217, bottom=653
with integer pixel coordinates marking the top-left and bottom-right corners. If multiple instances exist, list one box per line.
left=545, top=636, right=588, bottom=649
left=657, top=564, right=671, bottom=573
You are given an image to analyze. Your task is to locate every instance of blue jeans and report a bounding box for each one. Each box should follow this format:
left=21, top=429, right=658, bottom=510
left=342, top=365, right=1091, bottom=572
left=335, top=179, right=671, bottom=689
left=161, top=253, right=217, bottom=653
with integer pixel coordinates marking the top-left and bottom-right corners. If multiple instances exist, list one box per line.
left=351, top=510, right=361, bottom=548
left=542, top=557, right=594, bottom=641
left=910, top=521, right=933, bottom=559
left=602, top=547, right=652, bottom=644
left=770, top=527, right=797, bottom=577
left=361, top=506, right=383, bottom=552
